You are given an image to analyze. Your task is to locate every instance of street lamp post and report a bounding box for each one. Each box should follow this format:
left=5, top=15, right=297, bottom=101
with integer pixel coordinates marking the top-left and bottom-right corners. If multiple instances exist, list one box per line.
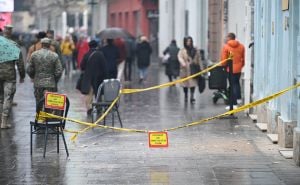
left=88, top=0, right=98, bottom=37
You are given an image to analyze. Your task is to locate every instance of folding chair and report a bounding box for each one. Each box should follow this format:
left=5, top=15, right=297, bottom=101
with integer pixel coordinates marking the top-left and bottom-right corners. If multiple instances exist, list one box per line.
left=92, top=79, right=123, bottom=127
left=30, top=95, right=70, bottom=158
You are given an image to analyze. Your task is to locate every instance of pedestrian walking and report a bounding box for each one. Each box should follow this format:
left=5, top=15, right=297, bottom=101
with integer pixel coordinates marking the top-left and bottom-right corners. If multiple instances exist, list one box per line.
left=178, top=36, right=203, bottom=104
left=163, top=40, right=180, bottom=83
left=124, top=38, right=135, bottom=82
left=46, top=30, right=63, bottom=66
left=27, top=31, right=56, bottom=63
left=76, top=35, right=89, bottom=69
left=101, top=39, right=120, bottom=79
left=221, top=32, right=245, bottom=109
left=27, top=38, right=63, bottom=110
left=0, top=25, right=25, bottom=129
left=60, top=35, right=75, bottom=76
left=71, top=33, right=78, bottom=70
left=114, top=38, right=126, bottom=80
left=80, top=40, right=107, bottom=115
left=136, top=36, right=152, bottom=83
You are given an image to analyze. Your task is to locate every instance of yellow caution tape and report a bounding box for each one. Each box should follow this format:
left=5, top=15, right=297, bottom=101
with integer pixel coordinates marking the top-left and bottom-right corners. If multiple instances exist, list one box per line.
left=38, top=58, right=232, bottom=140
left=164, top=82, right=300, bottom=131
left=40, top=95, right=121, bottom=141
left=41, top=82, right=300, bottom=139
left=121, top=58, right=231, bottom=94
left=38, top=54, right=300, bottom=141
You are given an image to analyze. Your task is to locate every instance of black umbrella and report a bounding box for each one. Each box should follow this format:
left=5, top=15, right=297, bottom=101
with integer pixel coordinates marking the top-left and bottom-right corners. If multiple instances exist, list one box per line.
left=97, top=27, right=134, bottom=39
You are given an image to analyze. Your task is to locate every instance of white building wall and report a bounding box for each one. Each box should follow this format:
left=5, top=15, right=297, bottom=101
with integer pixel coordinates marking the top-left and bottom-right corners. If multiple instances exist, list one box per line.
left=227, top=0, right=254, bottom=111
left=173, top=0, right=186, bottom=49
left=227, top=0, right=246, bottom=43
left=186, top=0, right=198, bottom=46
left=98, top=0, right=108, bottom=32
left=158, top=0, right=208, bottom=56
left=158, top=0, right=173, bottom=56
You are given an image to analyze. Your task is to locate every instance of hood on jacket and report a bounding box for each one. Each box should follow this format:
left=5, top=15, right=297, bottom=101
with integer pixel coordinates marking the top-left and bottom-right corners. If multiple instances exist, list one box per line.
left=227, top=40, right=240, bottom=48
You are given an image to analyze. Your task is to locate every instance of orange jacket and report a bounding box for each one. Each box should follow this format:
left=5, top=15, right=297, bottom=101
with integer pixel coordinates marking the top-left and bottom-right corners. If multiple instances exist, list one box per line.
left=221, top=40, right=245, bottom=73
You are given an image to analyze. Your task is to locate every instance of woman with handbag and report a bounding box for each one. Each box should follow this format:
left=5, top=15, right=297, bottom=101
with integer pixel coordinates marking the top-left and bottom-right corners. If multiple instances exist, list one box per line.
left=178, top=36, right=203, bottom=104
left=79, top=40, right=107, bottom=115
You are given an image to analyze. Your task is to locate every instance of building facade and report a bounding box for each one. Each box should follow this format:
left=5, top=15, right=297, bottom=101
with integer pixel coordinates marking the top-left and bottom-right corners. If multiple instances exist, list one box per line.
left=107, top=0, right=158, bottom=38
left=158, top=0, right=208, bottom=57
left=254, top=0, right=300, bottom=165
left=33, top=0, right=89, bottom=38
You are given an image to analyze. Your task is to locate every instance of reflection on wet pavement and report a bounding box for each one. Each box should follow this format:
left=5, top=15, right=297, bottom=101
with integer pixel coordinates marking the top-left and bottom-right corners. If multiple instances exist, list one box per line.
left=0, top=62, right=300, bottom=184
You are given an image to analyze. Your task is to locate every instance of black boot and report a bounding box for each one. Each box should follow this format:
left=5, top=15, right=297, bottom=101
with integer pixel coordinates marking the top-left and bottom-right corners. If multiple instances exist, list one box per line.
left=190, top=87, right=195, bottom=104
left=183, top=88, right=188, bottom=102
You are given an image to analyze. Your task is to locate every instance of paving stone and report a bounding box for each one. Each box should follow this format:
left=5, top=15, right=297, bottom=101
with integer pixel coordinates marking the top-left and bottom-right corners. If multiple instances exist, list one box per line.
left=256, top=123, right=268, bottom=132
left=249, top=114, right=258, bottom=122
left=0, top=62, right=299, bottom=184
left=267, top=134, right=279, bottom=144
left=279, top=150, right=293, bottom=159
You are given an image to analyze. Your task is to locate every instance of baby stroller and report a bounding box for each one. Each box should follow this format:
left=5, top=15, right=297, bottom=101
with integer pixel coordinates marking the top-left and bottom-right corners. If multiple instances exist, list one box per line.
left=208, top=66, right=229, bottom=104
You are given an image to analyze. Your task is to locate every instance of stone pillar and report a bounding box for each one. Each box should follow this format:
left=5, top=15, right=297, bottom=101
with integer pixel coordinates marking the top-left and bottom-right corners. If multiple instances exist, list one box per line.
left=256, top=104, right=268, bottom=123
left=293, top=127, right=300, bottom=166
left=83, top=9, right=88, bottom=33
left=62, top=11, right=67, bottom=39
left=243, top=0, right=253, bottom=112
left=266, top=108, right=279, bottom=134
left=278, top=116, right=297, bottom=148
left=158, top=0, right=172, bottom=57
left=75, top=12, right=79, bottom=31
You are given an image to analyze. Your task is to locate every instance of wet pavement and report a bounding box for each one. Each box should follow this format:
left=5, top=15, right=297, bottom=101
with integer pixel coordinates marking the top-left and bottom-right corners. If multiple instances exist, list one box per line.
left=1, top=61, right=300, bottom=185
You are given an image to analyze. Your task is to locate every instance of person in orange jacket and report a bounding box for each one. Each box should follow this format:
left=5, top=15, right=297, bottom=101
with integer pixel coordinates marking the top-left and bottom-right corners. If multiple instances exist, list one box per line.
left=221, top=32, right=245, bottom=107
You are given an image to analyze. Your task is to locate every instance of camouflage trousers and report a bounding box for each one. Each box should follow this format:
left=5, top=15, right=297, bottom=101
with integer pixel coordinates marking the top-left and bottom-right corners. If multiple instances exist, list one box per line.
left=34, top=87, right=57, bottom=108
left=0, top=81, right=16, bottom=117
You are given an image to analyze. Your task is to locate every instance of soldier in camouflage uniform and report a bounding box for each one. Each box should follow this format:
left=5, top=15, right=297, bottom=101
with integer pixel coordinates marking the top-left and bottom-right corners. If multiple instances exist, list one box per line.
left=27, top=38, right=63, bottom=109
left=0, top=25, right=26, bottom=129
left=46, top=30, right=63, bottom=67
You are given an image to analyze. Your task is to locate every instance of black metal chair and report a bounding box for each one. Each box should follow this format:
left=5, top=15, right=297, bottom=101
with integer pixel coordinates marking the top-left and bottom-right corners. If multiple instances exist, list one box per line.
left=92, top=79, right=123, bottom=127
left=30, top=96, right=70, bottom=158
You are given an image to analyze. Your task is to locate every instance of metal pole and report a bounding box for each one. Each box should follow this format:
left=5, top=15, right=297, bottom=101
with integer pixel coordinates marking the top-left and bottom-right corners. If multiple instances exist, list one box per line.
left=89, top=0, right=98, bottom=37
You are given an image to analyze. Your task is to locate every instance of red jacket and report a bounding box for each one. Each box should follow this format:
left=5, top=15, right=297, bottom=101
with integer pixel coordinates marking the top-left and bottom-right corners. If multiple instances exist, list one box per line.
left=221, top=40, right=245, bottom=74
left=76, top=40, right=89, bottom=68
left=114, top=38, right=126, bottom=64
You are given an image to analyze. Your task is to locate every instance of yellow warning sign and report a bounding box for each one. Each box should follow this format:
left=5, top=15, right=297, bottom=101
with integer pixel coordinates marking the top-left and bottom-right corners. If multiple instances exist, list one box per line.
left=149, top=132, right=168, bottom=148
left=45, top=92, right=66, bottom=110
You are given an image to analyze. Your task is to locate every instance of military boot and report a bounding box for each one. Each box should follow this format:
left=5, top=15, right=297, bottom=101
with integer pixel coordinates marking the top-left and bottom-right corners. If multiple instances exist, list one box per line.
left=1, top=116, right=11, bottom=129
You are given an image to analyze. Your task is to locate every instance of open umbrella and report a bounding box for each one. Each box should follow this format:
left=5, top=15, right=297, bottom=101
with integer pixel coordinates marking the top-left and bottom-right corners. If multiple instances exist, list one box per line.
left=97, top=27, right=134, bottom=39
left=0, top=36, right=20, bottom=63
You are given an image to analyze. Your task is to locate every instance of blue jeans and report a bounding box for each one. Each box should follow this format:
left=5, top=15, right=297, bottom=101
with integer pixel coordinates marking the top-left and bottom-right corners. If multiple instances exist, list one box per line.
left=62, top=55, right=72, bottom=75
left=229, top=73, right=241, bottom=105
left=138, top=67, right=148, bottom=80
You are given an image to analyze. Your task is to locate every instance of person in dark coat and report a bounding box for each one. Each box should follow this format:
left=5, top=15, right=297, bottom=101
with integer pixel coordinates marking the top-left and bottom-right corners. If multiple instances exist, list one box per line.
left=101, top=39, right=120, bottom=79
left=163, top=40, right=180, bottom=82
left=136, top=36, right=152, bottom=83
left=124, top=38, right=135, bottom=82
left=80, top=40, right=107, bottom=115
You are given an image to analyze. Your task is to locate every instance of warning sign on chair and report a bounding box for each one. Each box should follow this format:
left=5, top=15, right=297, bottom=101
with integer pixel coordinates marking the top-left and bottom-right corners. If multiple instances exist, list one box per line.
left=149, top=132, right=168, bottom=148
left=45, top=92, right=66, bottom=110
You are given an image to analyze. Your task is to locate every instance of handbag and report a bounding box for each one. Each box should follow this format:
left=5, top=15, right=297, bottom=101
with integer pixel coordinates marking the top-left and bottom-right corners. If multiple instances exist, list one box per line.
left=162, top=53, right=170, bottom=64
left=76, top=72, right=84, bottom=92
left=75, top=51, right=96, bottom=94
left=198, top=75, right=206, bottom=93
left=190, top=63, right=201, bottom=78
